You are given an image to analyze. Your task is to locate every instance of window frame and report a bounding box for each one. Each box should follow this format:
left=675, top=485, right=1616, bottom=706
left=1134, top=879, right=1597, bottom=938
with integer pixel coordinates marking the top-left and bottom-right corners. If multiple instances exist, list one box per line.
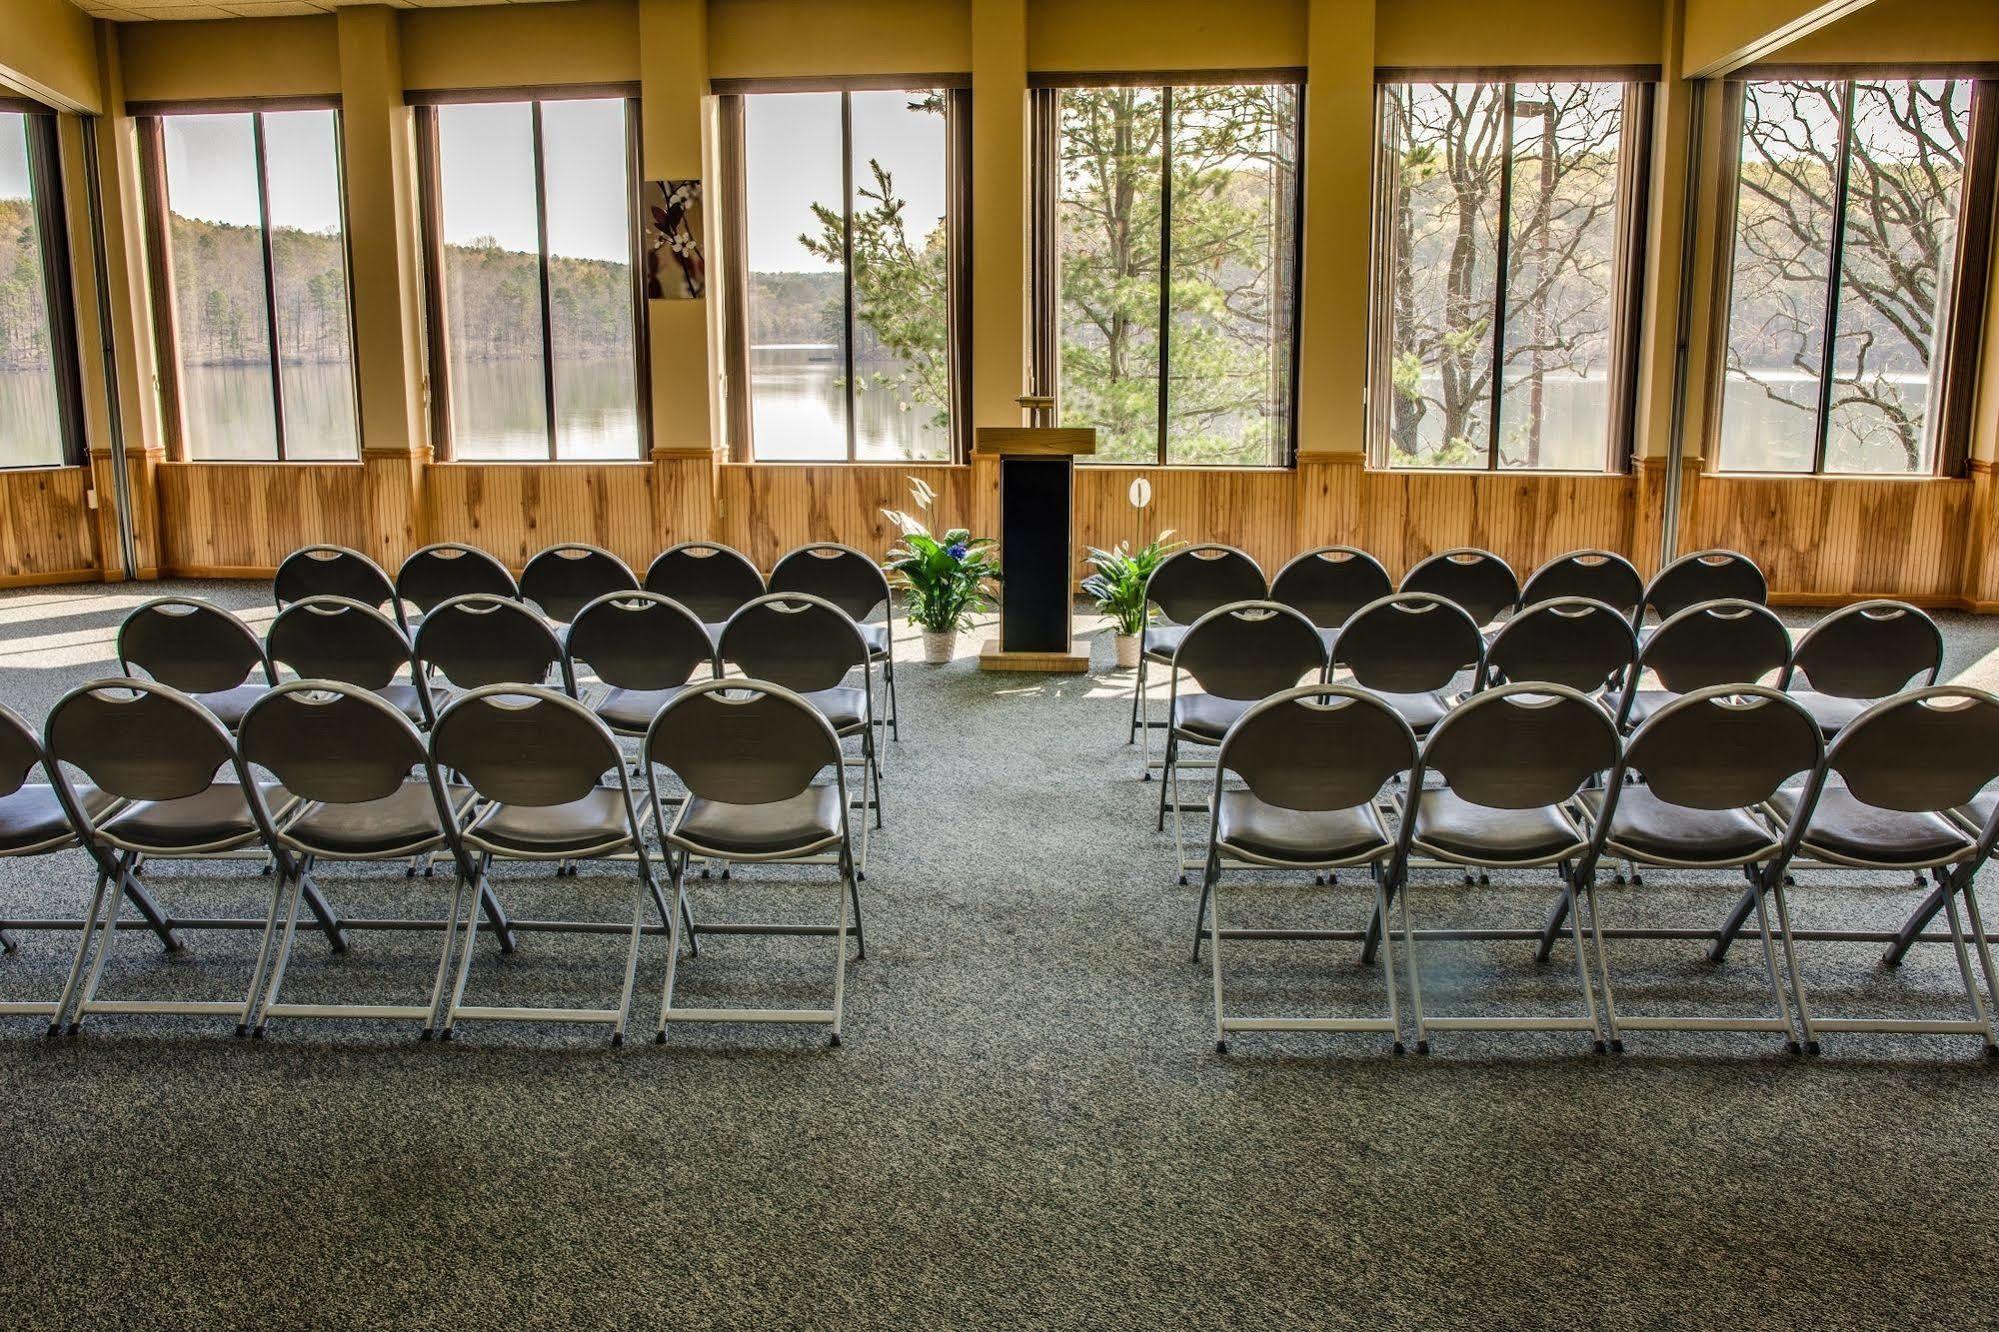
left=1030, top=70, right=1308, bottom=470
left=413, top=88, right=652, bottom=464
left=136, top=100, right=362, bottom=464
left=0, top=99, right=88, bottom=471
left=1708, top=73, right=1999, bottom=479
left=1365, top=69, right=1657, bottom=475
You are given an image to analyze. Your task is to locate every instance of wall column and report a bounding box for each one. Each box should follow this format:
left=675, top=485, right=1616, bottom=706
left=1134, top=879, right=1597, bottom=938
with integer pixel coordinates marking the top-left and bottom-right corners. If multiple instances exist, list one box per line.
left=337, top=6, right=429, bottom=568
left=967, top=0, right=1026, bottom=539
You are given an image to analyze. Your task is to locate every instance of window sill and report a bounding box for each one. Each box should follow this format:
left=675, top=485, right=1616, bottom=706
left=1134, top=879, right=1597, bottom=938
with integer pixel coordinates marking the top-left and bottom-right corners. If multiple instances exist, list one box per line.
left=1706, top=470, right=1949, bottom=482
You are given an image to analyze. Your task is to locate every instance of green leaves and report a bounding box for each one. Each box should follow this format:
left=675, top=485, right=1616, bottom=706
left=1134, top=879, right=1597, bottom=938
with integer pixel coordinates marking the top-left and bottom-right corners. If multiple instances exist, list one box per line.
left=881, top=495, right=1001, bottom=633
left=1080, top=531, right=1182, bottom=635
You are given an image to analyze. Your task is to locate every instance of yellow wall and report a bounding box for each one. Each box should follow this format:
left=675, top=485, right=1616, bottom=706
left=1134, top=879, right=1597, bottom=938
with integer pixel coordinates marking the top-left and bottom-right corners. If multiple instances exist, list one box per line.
left=401, top=0, right=638, bottom=94
left=0, top=0, right=101, bottom=111
left=117, top=17, right=339, bottom=105
left=1026, top=0, right=1306, bottom=72
left=1375, top=0, right=1665, bottom=69
left=709, top=0, right=970, bottom=79
left=1772, top=0, right=1999, bottom=63
left=1682, top=0, right=1874, bottom=76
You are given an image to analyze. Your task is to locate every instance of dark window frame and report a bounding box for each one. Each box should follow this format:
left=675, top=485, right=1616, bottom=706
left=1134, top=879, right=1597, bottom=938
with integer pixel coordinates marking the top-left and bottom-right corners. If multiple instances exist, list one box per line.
left=0, top=104, right=88, bottom=470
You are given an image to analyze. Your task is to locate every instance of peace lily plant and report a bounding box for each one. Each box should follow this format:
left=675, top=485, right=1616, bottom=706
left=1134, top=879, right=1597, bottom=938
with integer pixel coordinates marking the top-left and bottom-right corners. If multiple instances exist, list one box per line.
left=1082, top=532, right=1183, bottom=669
left=882, top=477, right=1002, bottom=664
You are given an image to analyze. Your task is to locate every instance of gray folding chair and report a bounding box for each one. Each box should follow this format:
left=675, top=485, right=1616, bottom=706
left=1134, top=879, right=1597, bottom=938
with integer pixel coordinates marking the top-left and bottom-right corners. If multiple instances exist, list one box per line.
left=236, top=681, right=481, bottom=1038
left=395, top=542, right=519, bottom=626
left=1614, top=598, right=1791, bottom=732
left=1128, top=544, right=1266, bottom=766
left=413, top=593, right=570, bottom=696
left=1158, top=600, right=1326, bottom=883
left=1481, top=597, right=1636, bottom=696
left=268, top=595, right=445, bottom=730
left=646, top=542, right=766, bottom=651
left=1565, top=685, right=1823, bottom=1052
left=1519, top=549, right=1644, bottom=619
left=430, top=685, right=663, bottom=1045
left=1194, top=685, right=1417, bottom=1055
left=520, top=542, right=639, bottom=629
left=565, top=591, right=719, bottom=740
left=118, top=597, right=277, bottom=732
left=646, top=679, right=861, bottom=1045
left=1399, top=547, right=1520, bottom=630
left=1333, top=592, right=1486, bottom=739
left=275, top=544, right=405, bottom=631
left=41, top=678, right=330, bottom=1035
left=1780, top=600, right=1942, bottom=739
left=1638, top=548, right=1766, bottom=636
left=1756, top=687, right=1999, bottom=1056
left=1391, top=683, right=1621, bottom=1053
left=1269, top=546, right=1392, bottom=656
left=770, top=543, right=901, bottom=751
left=720, top=592, right=881, bottom=872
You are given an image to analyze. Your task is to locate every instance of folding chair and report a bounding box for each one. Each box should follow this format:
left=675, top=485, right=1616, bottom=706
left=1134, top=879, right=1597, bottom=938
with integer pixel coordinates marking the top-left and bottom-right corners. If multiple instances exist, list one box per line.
left=1270, top=545, right=1392, bottom=657
left=719, top=592, right=881, bottom=872
left=1563, top=685, right=1823, bottom=1053
left=1481, top=597, right=1636, bottom=695
left=1129, top=544, right=1266, bottom=767
left=1637, top=549, right=1765, bottom=638
left=520, top=542, right=639, bottom=629
left=267, top=595, right=445, bottom=730
left=645, top=541, right=766, bottom=651
left=770, top=543, right=902, bottom=752
left=647, top=679, right=862, bottom=1045
left=1157, top=600, right=1326, bottom=883
left=1399, top=547, right=1519, bottom=630
left=1755, top=688, right=1999, bottom=1056
left=431, top=685, right=664, bottom=1044
left=236, top=682, right=481, bottom=1038
left=1613, top=597, right=1790, bottom=732
left=1333, top=592, right=1485, bottom=739
left=1391, top=683, right=1621, bottom=1053
left=274, top=544, right=405, bottom=631
left=413, top=593, right=570, bottom=696
left=395, top=542, right=519, bottom=626
left=42, top=678, right=336, bottom=1035
left=1193, top=685, right=1417, bottom=1054
left=564, top=591, right=719, bottom=741
left=1780, top=600, right=1942, bottom=738
left=118, top=596, right=277, bottom=732
left=1519, top=549, right=1644, bottom=619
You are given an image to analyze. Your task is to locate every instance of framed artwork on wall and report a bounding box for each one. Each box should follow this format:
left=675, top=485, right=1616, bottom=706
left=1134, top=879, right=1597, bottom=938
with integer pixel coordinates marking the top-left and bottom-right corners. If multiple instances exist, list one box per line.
left=643, top=178, right=704, bottom=299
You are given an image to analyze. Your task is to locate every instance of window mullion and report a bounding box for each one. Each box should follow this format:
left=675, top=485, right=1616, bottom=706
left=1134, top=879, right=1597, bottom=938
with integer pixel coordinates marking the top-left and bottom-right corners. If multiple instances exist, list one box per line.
left=1812, top=81, right=1857, bottom=475
left=251, top=113, right=290, bottom=461
left=1156, top=84, right=1174, bottom=466
left=531, top=102, right=559, bottom=461
left=1486, top=84, right=1517, bottom=473
left=841, top=90, right=857, bottom=463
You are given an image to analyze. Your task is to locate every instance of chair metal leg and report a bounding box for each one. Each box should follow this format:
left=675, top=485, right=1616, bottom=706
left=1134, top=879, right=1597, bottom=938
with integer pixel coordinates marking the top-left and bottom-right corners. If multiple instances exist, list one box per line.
left=1168, top=739, right=1191, bottom=884
left=1128, top=654, right=1146, bottom=747
left=1767, top=876, right=1818, bottom=1051
left=1962, top=881, right=1999, bottom=1054
left=237, top=857, right=304, bottom=1036
left=70, top=869, right=132, bottom=1033
left=1881, top=880, right=1953, bottom=966
left=1533, top=888, right=1572, bottom=965
left=118, top=874, right=181, bottom=952
left=49, top=858, right=119, bottom=1036
left=479, top=880, right=517, bottom=954
left=1157, top=733, right=1175, bottom=832
left=1940, top=887, right=1997, bottom=1052
left=298, top=874, right=349, bottom=955
left=1373, top=867, right=1405, bottom=1055
left=1562, top=876, right=1606, bottom=1052
left=655, top=851, right=688, bottom=1043
left=1400, top=872, right=1428, bottom=1052
left=0, top=926, right=14, bottom=954
left=1206, top=848, right=1228, bottom=1052
left=1579, top=877, right=1619, bottom=1049
left=1359, top=896, right=1382, bottom=965
left=440, top=855, right=491, bottom=1039
left=846, top=861, right=866, bottom=962
left=609, top=855, right=653, bottom=1046
left=1707, top=882, right=1761, bottom=964
left=829, top=842, right=854, bottom=1046
left=1192, top=854, right=1217, bottom=963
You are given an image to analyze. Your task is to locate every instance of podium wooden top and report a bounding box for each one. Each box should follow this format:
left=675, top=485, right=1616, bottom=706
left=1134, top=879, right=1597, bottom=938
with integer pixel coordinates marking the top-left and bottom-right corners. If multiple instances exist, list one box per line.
left=973, top=427, right=1098, bottom=457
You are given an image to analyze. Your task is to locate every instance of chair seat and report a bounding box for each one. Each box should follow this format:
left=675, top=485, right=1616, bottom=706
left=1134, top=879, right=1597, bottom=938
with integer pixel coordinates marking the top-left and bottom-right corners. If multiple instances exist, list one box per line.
left=102, top=780, right=294, bottom=852
left=675, top=785, right=845, bottom=857
left=472, top=786, right=647, bottom=857
left=593, top=685, right=686, bottom=735
left=1214, top=789, right=1390, bottom=865
left=1772, top=778, right=1972, bottom=867
left=800, top=686, right=869, bottom=733
left=0, top=782, right=117, bottom=856
left=1171, top=693, right=1254, bottom=743
left=1372, top=690, right=1452, bottom=737
left=194, top=683, right=273, bottom=732
left=376, top=681, right=451, bottom=727
left=1411, top=788, right=1585, bottom=864
left=1142, top=624, right=1187, bottom=664
left=286, top=781, right=475, bottom=858
left=860, top=622, right=891, bottom=660
left=1785, top=690, right=1872, bottom=737
left=1955, top=791, right=1998, bottom=835
left=1579, top=787, right=1778, bottom=865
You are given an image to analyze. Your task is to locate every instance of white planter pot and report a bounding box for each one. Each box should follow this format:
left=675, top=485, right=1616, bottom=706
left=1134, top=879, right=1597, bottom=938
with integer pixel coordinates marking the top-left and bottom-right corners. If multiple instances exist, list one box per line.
left=1113, top=632, right=1142, bottom=669
left=921, top=630, right=957, bottom=664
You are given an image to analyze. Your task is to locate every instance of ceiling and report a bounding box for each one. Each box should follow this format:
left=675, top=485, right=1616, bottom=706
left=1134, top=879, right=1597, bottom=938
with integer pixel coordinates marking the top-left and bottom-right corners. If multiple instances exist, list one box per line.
left=75, top=0, right=568, bottom=22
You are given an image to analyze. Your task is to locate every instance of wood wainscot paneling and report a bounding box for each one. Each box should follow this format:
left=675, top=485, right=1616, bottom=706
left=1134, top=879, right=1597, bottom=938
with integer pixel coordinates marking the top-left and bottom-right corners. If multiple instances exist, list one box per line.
left=422, top=462, right=667, bottom=571
left=0, top=465, right=103, bottom=586
left=1073, top=463, right=1299, bottom=580
left=157, top=462, right=368, bottom=577
left=716, top=462, right=975, bottom=572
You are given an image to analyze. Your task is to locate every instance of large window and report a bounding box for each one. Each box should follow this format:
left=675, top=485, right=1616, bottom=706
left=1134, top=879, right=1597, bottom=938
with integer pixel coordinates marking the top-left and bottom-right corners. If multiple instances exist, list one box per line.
left=1371, top=79, right=1649, bottom=471
left=146, top=108, right=358, bottom=461
left=1715, top=79, right=1986, bottom=475
left=1, top=107, right=83, bottom=468
left=1037, top=79, right=1302, bottom=467
left=420, top=96, right=643, bottom=462
left=725, top=86, right=960, bottom=462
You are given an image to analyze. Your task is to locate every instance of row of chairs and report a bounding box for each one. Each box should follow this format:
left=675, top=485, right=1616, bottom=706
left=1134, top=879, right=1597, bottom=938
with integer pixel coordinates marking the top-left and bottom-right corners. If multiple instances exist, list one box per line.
left=0, top=674, right=865, bottom=1045
left=1193, top=681, right=1999, bottom=1059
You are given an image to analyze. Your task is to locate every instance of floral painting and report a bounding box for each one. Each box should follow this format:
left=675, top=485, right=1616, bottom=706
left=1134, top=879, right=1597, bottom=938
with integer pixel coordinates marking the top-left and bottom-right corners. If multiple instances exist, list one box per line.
left=642, top=179, right=704, bottom=299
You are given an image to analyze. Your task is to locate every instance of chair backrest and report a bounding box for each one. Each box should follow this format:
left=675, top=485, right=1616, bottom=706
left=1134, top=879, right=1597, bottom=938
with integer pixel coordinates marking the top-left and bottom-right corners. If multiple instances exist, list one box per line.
left=1484, top=597, right=1637, bottom=694
left=768, top=543, right=891, bottom=622
left=1635, top=598, right=1791, bottom=697
left=719, top=593, right=868, bottom=694
left=1619, top=685, right=1822, bottom=812
left=644, top=542, right=766, bottom=624
left=1143, top=544, right=1266, bottom=626
left=1174, top=601, right=1327, bottom=702
left=565, top=591, right=716, bottom=692
left=1642, top=548, right=1766, bottom=624
left=1269, top=545, right=1392, bottom=629
left=1519, top=549, right=1643, bottom=618
left=1826, top=687, right=1999, bottom=820
left=274, top=545, right=401, bottom=626
left=414, top=594, right=566, bottom=692
left=0, top=703, right=46, bottom=801
left=118, top=597, right=272, bottom=694
left=1415, top=682, right=1620, bottom=810
left=44, top=678, right=240, bottom=805
left=1399, top=547, right=1520, bottom=626
left=1334, top=592, right=1485, bottom=694
left=520, top=543, right=639, bottom=624
left=646, top=679, right=844, bottom=807
left=431, top=685, right=625, bottom=809
left=239, top=681, right=430, bottom=808
left=395, top=542, right=519, bottom=618
left=267, top=596, right=416, bottom=694
left=1217, top=685, right=1417, bottom=813
left=1785, top=599, right=1942, bottom=700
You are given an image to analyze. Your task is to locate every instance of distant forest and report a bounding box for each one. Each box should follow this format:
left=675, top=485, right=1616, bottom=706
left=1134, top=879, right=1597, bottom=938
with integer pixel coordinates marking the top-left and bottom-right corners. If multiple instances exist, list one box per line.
left=0, top=197, right=53, bottom=371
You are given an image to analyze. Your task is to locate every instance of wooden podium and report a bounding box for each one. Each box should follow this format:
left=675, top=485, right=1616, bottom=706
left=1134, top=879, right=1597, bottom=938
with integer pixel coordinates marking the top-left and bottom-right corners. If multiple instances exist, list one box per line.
left=975, top=426, right=1097, bottom=673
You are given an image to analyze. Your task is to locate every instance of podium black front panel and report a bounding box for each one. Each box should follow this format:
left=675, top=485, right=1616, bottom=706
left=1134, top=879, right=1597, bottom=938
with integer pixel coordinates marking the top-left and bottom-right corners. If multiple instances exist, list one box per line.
left=1000, top=456, right=1071, bottom=654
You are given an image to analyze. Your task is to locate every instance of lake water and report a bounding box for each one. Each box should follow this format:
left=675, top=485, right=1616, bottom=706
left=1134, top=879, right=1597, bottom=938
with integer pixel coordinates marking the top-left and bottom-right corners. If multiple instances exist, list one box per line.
left=749, top=344, right=952, bottom=461
left=0, top=368, right=64, bottom=467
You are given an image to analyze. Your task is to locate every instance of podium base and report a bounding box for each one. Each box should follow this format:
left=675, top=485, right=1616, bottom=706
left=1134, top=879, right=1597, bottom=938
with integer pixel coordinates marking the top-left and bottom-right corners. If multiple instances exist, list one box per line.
left=978, top=639, right=1091, bottom=674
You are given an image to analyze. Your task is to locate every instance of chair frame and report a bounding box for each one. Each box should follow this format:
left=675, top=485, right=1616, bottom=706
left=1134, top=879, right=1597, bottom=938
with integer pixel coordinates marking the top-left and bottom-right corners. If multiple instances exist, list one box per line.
left=1398, top=547, right=1521, bottom=629
left=519, top=542, right=640, bottom=627
left=1128, top=544, right=1267, bottom=771
left=394, top=541, right=521, bottom=624
left=274, top=544, right=406, bottom=632
left=1638, top=548, right=1767, bottom=631
left=1518, top=549, right=1644, bottom=619
left=117, top=596, right=279, bottom=726
left=770, top=542, right=903, bottom=757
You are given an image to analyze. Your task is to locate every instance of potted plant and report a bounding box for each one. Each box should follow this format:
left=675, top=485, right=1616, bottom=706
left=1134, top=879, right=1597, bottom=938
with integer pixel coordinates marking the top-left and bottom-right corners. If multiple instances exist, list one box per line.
left=884, top=505, right=1002, bottom=664
left=1082, top=533, right=1183, bottom=669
